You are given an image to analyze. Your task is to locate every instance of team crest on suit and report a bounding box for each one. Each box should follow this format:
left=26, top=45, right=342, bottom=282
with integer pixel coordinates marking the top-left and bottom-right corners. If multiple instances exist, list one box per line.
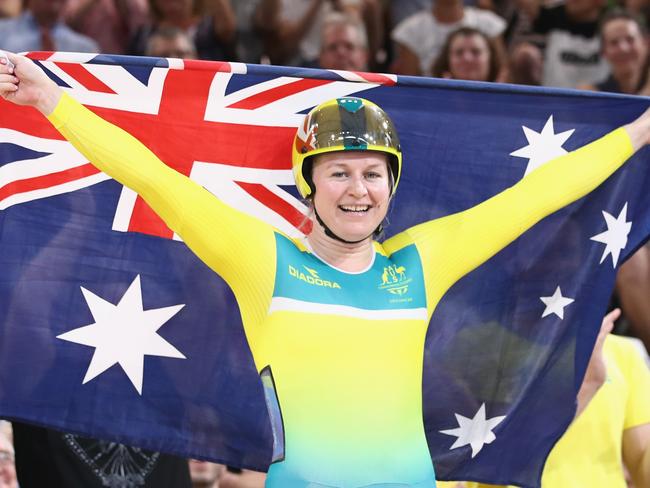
left=378, top=264, right=411, bottom=296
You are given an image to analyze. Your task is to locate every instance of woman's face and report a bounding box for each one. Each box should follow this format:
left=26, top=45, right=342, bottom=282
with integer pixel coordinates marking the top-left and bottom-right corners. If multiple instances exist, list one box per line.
left=448, top=34, right=491, bottom=82
left=602, top=19, right=647, bottom=73
left=311, top=151, right=391, bottom=243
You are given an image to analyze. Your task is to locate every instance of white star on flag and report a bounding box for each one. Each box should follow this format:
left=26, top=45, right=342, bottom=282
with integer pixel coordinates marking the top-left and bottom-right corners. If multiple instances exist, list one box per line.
left=510, top=115, right=575, bottom=176
left=590, top=203, right=632, bottom=268
left=540, top=286, right=575, bottom=320
left=440, top=403, right=506, bottom=458
left=57, top=275, right=186, bottom=395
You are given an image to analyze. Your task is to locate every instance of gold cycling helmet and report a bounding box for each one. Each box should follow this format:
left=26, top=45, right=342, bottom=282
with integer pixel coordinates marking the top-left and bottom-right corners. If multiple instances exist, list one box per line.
left=292, top=97, right=402, bottom=199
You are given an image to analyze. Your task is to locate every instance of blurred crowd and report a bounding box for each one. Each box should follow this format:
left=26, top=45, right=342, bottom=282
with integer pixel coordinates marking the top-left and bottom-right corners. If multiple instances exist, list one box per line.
left=1, top=1, right=650, bottom=488
left=1, top=0, right=650, bottom=94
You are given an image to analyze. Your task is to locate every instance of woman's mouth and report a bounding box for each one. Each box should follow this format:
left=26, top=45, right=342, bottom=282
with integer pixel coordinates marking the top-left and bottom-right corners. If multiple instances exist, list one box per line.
left=339, top=205, right=371, bottom=213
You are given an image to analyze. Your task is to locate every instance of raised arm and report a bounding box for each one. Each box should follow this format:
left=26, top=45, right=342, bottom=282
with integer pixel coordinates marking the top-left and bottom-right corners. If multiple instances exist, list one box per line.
left=264, top=0, right=325, bottom=64
left=401, top=111, right=649, bottom=310
left=0, top=52, right=277, bottom=330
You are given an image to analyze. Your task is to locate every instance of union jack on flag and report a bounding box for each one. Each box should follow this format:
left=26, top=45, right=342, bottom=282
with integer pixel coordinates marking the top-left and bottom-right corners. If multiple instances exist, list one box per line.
left=1, top=52, right=396, bottom=239
left=0, top=53, right=649, bottom=487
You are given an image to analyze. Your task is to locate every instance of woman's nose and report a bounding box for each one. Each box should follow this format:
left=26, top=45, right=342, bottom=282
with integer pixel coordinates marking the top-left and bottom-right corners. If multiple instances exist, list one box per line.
left=348, top=176, right=368, bottom=196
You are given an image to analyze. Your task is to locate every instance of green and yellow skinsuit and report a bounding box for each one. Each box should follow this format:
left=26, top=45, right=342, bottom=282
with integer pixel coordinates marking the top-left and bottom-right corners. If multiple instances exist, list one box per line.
left=48, top=93, right=633, bottom=488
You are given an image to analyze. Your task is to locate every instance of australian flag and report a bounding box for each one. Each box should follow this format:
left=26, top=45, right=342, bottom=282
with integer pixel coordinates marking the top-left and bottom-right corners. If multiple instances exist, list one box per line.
left=0, top=52, right=648, bottom=487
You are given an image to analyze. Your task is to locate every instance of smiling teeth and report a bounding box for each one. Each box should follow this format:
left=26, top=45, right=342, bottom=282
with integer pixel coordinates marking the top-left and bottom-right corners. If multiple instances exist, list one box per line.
left=340, top=205, right=370, bottom=212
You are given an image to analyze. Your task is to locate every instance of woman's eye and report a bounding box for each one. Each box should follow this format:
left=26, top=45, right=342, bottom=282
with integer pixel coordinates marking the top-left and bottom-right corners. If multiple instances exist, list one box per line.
left=366, top=172, right=381, bottom=179
left=332, top=171, right=347, bottom=178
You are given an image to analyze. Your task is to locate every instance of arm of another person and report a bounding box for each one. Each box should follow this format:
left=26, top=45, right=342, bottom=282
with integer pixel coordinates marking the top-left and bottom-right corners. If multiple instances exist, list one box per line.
left=254, top=0, right=280, bottom=35
left=621, top=334, right=650, bottom=488
left=616, top=244, right=650, bottom=352
left=357, top=0, right=383, bottom=71
left=624, top=424, right=650, bottom=488
left=576, top=309, right=618, bottom=417
left=0, top=53, right=276, bottom=334
left=265, top=0, right=326, bottom=64
left=390, top=43, right=422, bottom=75
left=399, top=111, right=649, bottom=311
left=206, top=0, right=237, bottom=44
left=388, top=11, right=426, bottom=75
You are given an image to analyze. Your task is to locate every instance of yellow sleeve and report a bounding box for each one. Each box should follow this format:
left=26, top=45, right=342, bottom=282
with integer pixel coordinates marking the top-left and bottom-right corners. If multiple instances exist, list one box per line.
left=401, top=128, right=634, bottom=314
left=46, top=93, right=276, bottom=336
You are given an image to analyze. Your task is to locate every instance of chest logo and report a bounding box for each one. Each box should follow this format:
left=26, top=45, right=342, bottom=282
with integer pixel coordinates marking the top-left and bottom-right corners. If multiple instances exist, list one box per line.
left=288, top=265, right=341, bottom=289
left=379, top=265, right=411, bottom=296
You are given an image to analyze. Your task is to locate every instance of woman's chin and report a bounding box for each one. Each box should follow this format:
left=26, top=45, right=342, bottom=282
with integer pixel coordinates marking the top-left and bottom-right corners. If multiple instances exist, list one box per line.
left=329, top=223, right=378, bottom=243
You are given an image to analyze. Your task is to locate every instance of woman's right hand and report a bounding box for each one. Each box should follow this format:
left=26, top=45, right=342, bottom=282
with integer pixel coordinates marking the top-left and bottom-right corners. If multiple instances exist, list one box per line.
left=0, top=51, right=62, bottom=115
left=624, top=104, right=650, bottom=152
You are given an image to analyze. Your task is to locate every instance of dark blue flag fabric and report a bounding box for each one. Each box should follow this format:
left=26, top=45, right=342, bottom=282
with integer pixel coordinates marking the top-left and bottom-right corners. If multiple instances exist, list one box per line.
left=0, top=53, right=649, bottom=487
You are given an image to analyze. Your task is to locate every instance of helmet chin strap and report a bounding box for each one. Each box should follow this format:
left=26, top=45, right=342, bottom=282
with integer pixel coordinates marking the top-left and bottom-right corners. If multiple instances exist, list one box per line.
left=312, top=205, right=378, bottom=245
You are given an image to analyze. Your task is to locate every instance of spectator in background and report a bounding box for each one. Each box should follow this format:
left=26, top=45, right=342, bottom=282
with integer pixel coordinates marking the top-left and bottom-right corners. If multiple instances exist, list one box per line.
left=265, top=0, right=383, bottom=69
left=441, top=309, right=650, bottom=488
left=513, top=0, right=609, bottom=87
left=189, top=459, right=224, bottom=487
left=432, top=27, right=501, bottom=81
left=579, top=9, right=647, bottom=94
left=391, top=0, right=507, bottom=78
left=0, top=0, right=20, bottom=19
left=0, top=422, right=17, bottom=488
left=129, top=0, right=236, bottom=61
left=12, top=422, right=192, bottom=488
left=318, top=12, right=368, bottom=71
left=64, top=0, right=149, bottom=55
left=145, top=26, right=198, bottom=58
left=0, top=0, right=99, bottom=53
left=527, top=309, right=650, bottom=488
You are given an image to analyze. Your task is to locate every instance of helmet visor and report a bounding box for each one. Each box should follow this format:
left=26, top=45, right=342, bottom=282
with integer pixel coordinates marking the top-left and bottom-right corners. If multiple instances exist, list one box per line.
left=308, top=101, right=400, bottom=153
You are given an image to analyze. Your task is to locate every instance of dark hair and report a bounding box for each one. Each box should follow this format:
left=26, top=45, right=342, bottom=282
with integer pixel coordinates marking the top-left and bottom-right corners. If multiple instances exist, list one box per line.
left=598, top=8, right=649, bottom=92
left=599, top=8, right=647, bottom=44
left=431, top=27, right=500, bottom=82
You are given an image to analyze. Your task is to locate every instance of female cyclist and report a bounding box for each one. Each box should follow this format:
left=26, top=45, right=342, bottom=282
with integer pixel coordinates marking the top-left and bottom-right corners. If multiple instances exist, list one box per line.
left=1, top=52, right=649, bottom=488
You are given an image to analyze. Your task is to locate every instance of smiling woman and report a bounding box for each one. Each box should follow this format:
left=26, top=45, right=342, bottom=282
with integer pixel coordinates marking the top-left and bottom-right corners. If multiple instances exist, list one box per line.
left=291, top=98, right=400, bottom=270
left=312, top=150, right=391, bottom=238
left=579, top=9, right=649, bottom=95
left=1, top=51, right=650, bottom=488
left=432, top=27, right=501, bottom=82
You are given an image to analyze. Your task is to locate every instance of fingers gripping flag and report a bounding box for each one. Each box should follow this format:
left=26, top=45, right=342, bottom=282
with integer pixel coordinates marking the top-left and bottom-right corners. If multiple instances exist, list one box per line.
left=0, top=53, right=648, bottom=487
